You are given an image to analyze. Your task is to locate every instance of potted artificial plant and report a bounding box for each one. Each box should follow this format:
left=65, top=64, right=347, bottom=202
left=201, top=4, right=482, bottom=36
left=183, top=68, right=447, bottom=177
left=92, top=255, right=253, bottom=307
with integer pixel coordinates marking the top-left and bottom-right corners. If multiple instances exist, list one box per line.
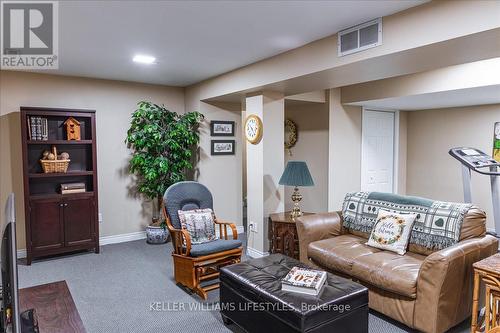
left=126, top=101, right=204, bottom=244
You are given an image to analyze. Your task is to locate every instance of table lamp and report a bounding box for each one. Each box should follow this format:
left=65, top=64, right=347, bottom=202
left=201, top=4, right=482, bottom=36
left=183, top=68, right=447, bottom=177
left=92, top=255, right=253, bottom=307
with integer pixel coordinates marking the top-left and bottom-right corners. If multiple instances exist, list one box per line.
left=279, top=161, right=314, bottom=219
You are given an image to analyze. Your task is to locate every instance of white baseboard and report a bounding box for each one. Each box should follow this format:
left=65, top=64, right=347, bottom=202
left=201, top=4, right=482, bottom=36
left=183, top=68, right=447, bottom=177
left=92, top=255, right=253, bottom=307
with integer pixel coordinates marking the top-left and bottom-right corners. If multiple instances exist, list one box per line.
left=246, top=247, right=269, bottom=258
left=100, top=231, right=147, bottom=246
left=17, top=226, right=246, bottom=259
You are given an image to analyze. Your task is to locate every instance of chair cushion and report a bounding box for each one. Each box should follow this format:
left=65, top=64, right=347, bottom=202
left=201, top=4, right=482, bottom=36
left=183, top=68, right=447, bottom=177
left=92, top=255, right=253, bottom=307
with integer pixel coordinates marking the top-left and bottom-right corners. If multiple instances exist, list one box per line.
left=163, top=181, right=213, bottom=229
left=308, top=235, right=425, bottom=298
left=178, top=208, right=216, bottom=244
left=189, top=239, right=242, bottom=257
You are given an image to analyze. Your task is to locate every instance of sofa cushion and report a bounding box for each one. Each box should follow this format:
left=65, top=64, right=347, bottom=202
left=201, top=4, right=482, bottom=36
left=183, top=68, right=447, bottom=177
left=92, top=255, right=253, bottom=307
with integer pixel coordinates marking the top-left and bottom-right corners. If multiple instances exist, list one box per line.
left=408, top=205, right=487, bottom=255
left=308, top=235, right=425, bottom=298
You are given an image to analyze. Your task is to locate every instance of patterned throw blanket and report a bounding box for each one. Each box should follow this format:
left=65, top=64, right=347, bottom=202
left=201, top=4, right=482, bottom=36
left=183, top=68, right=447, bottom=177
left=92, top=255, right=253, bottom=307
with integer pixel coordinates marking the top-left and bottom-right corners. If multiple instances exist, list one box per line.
left=342, top=192, right=472, bottom=251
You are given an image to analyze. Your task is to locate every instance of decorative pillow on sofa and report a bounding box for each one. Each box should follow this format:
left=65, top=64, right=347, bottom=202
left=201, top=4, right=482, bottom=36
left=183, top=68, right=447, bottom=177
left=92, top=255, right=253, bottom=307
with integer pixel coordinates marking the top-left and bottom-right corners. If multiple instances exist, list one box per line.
left=178, top=208, right=216, bottom=244
left=366, top=209, right=417, bottom=255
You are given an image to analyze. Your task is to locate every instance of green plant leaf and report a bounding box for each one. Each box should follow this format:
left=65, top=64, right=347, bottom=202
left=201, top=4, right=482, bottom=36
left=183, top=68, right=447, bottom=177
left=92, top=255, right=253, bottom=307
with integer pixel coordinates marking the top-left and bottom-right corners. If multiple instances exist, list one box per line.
left=125, top=101, right=204, bottom=202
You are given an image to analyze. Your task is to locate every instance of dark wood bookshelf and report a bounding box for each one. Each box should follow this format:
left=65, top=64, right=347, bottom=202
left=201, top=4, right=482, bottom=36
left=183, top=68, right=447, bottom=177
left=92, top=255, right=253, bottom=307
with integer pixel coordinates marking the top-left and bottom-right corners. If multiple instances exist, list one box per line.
left=21, top=107, right=99, bottom=265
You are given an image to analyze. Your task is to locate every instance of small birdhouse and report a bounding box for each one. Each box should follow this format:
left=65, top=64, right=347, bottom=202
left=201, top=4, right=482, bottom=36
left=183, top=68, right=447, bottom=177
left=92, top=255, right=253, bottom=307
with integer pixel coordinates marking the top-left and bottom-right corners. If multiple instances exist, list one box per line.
left=64, top=117, right=81, bottom=140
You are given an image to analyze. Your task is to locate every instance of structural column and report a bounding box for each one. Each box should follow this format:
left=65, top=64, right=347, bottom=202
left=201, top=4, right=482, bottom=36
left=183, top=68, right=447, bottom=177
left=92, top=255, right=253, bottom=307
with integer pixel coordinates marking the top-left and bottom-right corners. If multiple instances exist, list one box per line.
left=328, top=88, right=362, bottom=211
left=245, top=91, right=284, bottom=257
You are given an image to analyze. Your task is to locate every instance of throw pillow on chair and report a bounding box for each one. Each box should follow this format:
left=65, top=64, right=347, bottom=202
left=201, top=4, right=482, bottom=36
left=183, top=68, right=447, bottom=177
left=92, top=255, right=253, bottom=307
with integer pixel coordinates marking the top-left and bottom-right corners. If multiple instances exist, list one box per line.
left=178, top=208, right=216, bottom=244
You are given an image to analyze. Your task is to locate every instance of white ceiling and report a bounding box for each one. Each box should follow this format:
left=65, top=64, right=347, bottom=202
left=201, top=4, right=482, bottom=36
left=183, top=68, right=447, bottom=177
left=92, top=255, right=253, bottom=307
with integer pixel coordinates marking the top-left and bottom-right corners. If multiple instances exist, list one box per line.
left=47, top=0, right=426, bottom=86
left=350, top=85, right=500, bottom=110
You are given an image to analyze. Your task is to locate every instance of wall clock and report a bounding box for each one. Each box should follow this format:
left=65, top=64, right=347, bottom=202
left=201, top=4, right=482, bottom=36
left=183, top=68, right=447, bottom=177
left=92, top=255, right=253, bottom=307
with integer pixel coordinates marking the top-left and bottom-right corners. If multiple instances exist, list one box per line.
left=245, top=114, right=263, bottom=144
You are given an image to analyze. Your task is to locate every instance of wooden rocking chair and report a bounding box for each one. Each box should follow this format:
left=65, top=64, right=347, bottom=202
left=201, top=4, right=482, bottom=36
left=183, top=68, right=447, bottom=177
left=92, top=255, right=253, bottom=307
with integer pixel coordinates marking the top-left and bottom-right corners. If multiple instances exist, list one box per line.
left=163, top=181, right=242, bottom=299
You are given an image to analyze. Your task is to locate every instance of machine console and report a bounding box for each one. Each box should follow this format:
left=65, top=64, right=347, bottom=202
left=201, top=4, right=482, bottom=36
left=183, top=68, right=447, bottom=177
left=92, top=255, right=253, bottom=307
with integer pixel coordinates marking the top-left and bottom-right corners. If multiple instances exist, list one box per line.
left=449, top=147, right=500, bottom=174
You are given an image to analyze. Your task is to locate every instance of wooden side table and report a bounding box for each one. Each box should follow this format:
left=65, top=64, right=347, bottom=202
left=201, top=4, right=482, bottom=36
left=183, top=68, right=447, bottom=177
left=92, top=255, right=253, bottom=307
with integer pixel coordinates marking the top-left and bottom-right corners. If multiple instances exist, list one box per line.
left=472, top=253, right=500, bottom=333
left=19, top=280, right=86, bottom=333
left=268, top=212, right=313, bottom=260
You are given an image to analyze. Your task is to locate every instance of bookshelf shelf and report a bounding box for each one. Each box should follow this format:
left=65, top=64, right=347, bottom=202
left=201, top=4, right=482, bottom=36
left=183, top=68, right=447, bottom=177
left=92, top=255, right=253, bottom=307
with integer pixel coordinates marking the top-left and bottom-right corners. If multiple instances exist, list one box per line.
left=29, top=171, right=94, bottom=178
left=27, top=140, right=93, bottom=145
left=29, top=192, right=95, bottom=200
left=21, top=107, right=99, bottom=265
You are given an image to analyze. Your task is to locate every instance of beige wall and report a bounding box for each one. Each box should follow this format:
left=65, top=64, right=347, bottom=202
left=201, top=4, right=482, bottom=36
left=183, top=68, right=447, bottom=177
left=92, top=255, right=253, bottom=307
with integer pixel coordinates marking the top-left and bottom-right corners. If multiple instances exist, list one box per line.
left=284, top=101, right=329, bottom=213
left=406, top=104, right=500, bottom=229
left=328, top=88, right=363, bottom=211
left=195, top=101, right=243, bottom=226
left=328, top=89, right=408, bottom=211
left=341, top=58, right=500, bottom=105
left=0, top=71, right=185, bottom=250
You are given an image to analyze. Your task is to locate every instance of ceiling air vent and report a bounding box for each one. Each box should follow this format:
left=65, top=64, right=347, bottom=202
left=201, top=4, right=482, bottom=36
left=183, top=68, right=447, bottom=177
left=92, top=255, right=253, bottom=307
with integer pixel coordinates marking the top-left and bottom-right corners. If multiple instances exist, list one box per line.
left=338, top=18, right=382, bottom=57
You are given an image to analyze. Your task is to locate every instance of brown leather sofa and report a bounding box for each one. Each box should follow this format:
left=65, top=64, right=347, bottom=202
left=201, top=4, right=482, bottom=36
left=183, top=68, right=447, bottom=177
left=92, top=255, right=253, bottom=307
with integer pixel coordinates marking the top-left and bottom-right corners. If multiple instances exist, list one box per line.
left=295, top=206, right=498, bottom=333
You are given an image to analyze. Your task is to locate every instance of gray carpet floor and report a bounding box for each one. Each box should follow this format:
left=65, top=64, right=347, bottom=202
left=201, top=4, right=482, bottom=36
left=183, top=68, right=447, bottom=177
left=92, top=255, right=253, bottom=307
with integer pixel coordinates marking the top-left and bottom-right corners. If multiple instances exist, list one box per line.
left=18, top=238, right=470, bottom=333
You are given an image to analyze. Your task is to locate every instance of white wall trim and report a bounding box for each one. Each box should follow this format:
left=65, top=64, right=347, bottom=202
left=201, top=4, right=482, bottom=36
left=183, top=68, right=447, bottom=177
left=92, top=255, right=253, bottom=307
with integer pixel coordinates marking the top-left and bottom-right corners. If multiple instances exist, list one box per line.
left=17, top=226, right=246, bottom=259
left=246, top=246, right=269, bottom=258
left=100, top=231, right=147, bottom=246
left=393, top=110, right=401, bottom=194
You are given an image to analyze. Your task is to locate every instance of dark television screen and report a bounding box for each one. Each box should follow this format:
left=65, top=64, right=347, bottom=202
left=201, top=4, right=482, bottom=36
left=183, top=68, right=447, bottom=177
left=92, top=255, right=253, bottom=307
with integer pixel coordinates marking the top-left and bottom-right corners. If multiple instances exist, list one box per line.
left=1, top=194, right=20, bottom=333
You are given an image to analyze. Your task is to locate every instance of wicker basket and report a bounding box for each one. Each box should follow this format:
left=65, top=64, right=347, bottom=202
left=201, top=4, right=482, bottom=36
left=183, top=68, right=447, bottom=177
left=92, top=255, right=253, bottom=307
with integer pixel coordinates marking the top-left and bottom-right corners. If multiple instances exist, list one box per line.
left=40, top=146, right=70, bottom=173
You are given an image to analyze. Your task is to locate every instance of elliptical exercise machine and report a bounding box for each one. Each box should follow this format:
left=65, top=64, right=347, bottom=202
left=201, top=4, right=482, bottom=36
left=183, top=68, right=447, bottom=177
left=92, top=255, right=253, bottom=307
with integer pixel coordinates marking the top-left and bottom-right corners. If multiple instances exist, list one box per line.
left=449, top=147, right=500, bottom=236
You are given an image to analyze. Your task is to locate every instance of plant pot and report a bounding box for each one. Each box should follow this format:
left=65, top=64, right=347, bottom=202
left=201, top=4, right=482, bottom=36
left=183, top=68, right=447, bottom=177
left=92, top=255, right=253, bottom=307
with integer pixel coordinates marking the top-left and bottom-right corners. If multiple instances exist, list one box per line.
left=146, top=225, right=169, bottom=244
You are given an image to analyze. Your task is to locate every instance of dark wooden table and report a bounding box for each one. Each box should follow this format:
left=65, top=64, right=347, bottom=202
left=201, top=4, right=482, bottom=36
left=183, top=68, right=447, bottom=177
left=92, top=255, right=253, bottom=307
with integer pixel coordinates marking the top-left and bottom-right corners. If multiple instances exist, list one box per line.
left=268, top=211, right=313, bottom=260
left=19, top=280, right=86, bottom=333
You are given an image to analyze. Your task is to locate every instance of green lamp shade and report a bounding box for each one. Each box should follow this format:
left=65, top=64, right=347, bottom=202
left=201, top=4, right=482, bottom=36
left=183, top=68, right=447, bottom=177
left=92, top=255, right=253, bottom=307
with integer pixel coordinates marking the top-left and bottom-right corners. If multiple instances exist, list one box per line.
left=279, top=161, right=314, bottom=187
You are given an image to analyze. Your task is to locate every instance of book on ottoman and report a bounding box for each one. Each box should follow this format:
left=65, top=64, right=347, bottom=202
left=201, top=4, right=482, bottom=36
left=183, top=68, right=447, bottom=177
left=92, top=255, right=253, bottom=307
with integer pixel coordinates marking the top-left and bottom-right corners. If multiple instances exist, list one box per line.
left=281, top=266, right=327, bottom=295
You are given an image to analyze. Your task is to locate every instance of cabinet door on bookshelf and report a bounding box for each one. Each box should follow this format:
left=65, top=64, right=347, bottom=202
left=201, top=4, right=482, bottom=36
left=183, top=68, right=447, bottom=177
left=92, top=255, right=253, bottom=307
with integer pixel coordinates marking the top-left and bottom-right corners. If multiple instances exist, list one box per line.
left=63, top=197, right=95, bottom=247
left=30, top=198, right=64, bottom=251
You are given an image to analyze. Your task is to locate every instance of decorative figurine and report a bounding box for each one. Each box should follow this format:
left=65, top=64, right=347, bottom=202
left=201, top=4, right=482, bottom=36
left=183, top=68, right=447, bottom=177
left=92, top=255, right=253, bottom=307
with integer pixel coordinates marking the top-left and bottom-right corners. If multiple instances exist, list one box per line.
left=64, top=117, right=81, bottom=140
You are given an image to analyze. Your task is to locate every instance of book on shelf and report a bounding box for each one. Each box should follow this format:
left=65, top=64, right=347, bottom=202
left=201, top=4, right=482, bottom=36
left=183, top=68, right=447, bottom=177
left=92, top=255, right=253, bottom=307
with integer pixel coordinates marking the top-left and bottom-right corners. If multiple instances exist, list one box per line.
left=41, top=117, right=48, bottom=140
left=61, top=188, right=86, bottom=195
left=28, top=116, right=48, bottom=141
left=61, top=182, right=86, bottom=191
left=36, top=117, right=41, bottom=140
left=281, top=266, right=327, bottom=296
left=29, top=117, right=36, bottom=140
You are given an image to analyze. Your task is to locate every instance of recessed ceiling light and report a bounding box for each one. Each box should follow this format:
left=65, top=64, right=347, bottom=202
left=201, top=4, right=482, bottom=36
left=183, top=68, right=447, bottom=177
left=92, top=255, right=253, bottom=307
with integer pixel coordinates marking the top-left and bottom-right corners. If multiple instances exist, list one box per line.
left=133, top=55, right=156, bottom=64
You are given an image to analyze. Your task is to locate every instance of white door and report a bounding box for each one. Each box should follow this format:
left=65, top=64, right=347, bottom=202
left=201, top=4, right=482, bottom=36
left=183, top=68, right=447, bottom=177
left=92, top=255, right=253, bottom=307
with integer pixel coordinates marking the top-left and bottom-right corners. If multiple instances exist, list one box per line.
left=361, top=109, right=395, bottom=193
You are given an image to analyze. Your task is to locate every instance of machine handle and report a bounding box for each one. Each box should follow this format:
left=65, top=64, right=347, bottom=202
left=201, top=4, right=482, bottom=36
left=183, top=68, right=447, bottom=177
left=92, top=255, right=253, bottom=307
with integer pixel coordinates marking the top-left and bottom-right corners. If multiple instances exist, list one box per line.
left=473, top=167, right=500, bottom=176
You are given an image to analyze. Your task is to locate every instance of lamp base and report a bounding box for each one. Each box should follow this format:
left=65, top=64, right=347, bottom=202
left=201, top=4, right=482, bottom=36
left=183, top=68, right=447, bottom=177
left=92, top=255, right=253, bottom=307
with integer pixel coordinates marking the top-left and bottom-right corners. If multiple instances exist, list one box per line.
left=290, top=187, right=303, bottom=219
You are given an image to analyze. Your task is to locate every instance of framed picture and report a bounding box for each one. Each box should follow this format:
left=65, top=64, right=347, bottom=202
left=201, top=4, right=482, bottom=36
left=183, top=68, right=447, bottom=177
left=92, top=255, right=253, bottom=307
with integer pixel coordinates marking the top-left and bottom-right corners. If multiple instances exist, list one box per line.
left=210, top=120, right=235, bottom=136
left=211, top=140, right=235, bottom=155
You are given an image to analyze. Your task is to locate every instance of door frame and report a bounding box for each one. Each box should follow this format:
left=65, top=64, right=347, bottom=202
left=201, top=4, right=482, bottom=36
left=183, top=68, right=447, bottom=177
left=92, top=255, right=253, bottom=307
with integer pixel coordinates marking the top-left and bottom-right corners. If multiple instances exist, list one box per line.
left=361, top=107, right=400, bottom=194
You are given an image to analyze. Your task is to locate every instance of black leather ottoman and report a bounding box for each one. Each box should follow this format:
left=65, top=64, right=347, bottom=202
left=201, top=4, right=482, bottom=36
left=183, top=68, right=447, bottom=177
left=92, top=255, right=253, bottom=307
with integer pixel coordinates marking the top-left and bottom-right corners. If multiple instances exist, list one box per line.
left=219, top=254, right=368, bottom=333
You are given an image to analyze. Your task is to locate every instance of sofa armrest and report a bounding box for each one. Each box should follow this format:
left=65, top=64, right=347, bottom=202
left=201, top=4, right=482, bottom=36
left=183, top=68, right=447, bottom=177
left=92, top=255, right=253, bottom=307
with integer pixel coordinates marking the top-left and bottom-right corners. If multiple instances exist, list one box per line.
left=414, top=235, right=498, bottom=333
left=295, top=212, right=343, bottom=263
